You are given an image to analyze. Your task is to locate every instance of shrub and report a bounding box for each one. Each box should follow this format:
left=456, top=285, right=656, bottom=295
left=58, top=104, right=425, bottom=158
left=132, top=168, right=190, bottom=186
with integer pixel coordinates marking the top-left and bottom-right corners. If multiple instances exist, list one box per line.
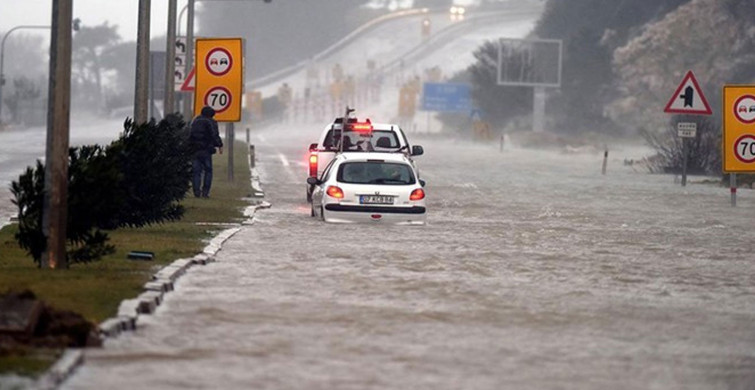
left=11, top=146, right=120, bottom=266
left=11, top=115, right=192, bottom=267
left=109, top=115, right=192, bottom=228
left=640, top=115, right=720, bottom=175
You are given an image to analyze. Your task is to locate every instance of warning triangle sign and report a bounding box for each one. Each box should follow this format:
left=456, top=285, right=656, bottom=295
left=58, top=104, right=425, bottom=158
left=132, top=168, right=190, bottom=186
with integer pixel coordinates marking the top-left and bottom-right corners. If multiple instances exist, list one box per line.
left=663, top=70, right=712, bottom=115
left=180, top=68, right=195, bottom=92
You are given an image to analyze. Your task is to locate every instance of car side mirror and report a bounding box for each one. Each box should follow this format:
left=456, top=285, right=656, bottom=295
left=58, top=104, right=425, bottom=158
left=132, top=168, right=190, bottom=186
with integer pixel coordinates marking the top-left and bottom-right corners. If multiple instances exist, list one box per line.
left=309, top=143, right=318, bottom=152
left=306, top=177, right=320, bottom=186
left=419, top=179, right=426, bottom=187
left=411, top=145, right=424, bottom=156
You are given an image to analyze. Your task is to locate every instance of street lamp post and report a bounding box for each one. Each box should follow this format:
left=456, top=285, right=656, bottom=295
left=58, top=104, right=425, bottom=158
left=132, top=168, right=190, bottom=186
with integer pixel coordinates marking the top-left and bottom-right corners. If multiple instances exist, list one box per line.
left=0, top=19, right=79, bottom=124
left=0, top=25, right=50, bottom=123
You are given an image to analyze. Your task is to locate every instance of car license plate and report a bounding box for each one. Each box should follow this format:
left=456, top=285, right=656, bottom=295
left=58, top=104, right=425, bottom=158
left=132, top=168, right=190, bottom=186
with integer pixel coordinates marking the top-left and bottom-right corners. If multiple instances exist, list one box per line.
left=360, top=195, right=394, bottom=205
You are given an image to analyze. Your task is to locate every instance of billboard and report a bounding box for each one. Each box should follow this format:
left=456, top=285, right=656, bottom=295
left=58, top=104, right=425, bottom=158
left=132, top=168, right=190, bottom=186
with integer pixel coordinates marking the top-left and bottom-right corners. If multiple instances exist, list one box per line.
left=497, top=38, right=562, bottom=88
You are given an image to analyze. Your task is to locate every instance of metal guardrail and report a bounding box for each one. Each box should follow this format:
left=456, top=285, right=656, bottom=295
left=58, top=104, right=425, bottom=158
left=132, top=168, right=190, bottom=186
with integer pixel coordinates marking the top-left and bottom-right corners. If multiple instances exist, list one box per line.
left=249, top=4, right=534, bottom=91
left=247, top=8, right=431, bottom=89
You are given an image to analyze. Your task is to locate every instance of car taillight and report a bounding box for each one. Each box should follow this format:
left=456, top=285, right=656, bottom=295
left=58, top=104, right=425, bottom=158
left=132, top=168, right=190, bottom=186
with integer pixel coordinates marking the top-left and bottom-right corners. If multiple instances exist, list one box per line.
left=410, top=188, right=425, bottom=201
left=309, top=153, right=318, bottom=177
left=326, top=186, right=344, bottom=199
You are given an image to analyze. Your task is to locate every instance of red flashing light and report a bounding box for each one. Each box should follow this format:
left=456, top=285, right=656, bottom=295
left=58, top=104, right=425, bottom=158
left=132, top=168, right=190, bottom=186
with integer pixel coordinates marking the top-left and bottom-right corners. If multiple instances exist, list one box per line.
left=350, top=122, right=373, bottom=132
left=409, top=188, right=425, bottom=201
left=309, top=154, right=318, bottom=177
left=326, top=186, right=344, bottom=199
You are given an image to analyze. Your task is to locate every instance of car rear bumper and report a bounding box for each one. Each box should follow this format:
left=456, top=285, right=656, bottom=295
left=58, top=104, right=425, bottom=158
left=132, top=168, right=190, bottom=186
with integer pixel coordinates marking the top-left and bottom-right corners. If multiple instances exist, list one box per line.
left=323, top=204, right=426, bottom=225
left=325, top=204, right=426, bottom=214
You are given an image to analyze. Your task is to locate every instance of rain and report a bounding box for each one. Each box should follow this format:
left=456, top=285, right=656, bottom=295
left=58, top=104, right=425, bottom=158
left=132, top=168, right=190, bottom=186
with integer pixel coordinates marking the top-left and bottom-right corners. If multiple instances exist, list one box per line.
left=1, top=0, right=755, bottom=389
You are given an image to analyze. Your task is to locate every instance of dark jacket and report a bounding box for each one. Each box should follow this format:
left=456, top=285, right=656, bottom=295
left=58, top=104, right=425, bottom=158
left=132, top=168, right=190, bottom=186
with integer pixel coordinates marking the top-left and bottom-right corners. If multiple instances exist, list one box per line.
left=190, top=107, right=223, bottom=155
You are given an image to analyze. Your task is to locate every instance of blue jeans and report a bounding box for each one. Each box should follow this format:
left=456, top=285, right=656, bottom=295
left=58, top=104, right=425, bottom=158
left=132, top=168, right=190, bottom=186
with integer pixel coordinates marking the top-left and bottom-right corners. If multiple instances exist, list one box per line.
left=192, top=152, right=213, bottom=197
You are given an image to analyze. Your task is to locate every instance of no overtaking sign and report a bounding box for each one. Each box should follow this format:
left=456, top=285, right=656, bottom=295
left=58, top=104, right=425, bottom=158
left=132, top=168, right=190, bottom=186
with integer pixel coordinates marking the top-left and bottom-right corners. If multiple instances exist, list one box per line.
left=193, top=38, right=244, bottom=122
left=723, top=86, right=755, bottom=172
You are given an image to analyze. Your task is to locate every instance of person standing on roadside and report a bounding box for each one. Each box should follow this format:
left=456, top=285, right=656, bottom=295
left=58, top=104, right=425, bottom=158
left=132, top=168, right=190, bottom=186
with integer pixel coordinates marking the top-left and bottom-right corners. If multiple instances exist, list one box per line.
left=190, top=106, right=223, bottom=198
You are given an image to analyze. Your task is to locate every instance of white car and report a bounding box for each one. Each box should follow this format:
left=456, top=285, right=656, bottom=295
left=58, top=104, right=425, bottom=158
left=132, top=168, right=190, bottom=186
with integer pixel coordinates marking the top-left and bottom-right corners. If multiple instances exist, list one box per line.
left=307, top=152, right=426, bottom=225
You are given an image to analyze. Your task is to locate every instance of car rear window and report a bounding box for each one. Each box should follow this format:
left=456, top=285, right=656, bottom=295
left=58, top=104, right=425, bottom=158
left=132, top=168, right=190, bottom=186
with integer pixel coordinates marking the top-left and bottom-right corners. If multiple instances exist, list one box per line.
left=337, top=162, right=415, bottom=185
left=323, top=130, right=401, bottom=151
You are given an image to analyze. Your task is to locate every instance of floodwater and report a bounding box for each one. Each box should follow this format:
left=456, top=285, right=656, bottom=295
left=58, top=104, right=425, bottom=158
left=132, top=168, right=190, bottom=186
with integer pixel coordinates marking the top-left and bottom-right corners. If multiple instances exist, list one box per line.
left=5, top=1, right=754, bottom=388
left=62, top=124, right=755, bottom=389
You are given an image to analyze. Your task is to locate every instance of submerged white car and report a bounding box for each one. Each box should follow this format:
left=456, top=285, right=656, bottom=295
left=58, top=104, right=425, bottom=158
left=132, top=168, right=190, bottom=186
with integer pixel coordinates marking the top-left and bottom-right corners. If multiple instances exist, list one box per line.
left=307, top=152, right=426, bottom=225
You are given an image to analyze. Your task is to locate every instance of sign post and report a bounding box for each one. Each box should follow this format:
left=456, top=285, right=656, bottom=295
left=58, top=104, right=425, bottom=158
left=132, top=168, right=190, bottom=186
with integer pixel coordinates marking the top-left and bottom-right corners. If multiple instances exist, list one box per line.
left=677, top=122, right=697, bottom=186
left=663, top=70, right=712, bottom=189
left=722, top=85, right=755, bottom=206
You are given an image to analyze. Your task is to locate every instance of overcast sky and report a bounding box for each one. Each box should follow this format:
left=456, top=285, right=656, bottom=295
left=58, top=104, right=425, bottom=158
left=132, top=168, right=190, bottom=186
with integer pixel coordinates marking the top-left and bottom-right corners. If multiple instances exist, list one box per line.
left=1, top=0, right=176, bottom=42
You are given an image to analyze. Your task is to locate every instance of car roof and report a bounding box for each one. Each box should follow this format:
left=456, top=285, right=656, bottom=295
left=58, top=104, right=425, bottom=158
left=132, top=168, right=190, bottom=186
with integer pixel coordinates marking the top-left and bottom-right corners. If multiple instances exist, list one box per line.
left=336, top=152, right=411, bottom=163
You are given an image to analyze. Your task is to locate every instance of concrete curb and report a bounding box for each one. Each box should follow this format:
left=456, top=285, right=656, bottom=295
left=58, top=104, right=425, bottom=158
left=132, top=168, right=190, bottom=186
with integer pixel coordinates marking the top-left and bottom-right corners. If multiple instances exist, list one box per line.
left=35, top=349, right=84, bottom=390
left=42, top=147, right=269, bottom=388
left=251, top=167, right=265, bottom=197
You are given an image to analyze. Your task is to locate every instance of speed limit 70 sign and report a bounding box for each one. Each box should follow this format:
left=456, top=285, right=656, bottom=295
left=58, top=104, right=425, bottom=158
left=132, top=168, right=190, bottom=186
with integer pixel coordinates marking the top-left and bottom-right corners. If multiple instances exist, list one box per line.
left=194, top=38, right=244, bottom=122
left=204, top=86, right=232, bottom=113
left=723, top=86, right=755, bottom=172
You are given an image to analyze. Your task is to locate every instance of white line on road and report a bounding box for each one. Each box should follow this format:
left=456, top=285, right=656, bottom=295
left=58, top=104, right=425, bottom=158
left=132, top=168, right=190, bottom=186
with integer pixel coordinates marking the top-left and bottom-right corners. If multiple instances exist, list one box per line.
left=278, top=153, right=290, bottom=167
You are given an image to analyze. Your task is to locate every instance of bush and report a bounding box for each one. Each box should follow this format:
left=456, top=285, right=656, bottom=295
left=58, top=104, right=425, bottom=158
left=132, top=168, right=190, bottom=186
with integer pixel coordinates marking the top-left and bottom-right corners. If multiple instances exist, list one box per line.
left=11, top=115, right=192, bottom=267
left=109, top=115, right=192, bottom=228
left=640, top=115, right=720, bottom=175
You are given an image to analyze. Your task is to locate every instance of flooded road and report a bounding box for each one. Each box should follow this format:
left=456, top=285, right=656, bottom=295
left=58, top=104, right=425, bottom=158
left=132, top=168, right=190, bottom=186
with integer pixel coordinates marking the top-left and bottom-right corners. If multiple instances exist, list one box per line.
left=63, top=124, right=755, bottom=390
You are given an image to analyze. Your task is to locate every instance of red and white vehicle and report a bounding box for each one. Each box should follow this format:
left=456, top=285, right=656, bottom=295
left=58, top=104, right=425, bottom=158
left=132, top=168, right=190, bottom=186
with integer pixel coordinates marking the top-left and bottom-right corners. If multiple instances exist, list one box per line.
left=306, top=117, right=423, bottom=201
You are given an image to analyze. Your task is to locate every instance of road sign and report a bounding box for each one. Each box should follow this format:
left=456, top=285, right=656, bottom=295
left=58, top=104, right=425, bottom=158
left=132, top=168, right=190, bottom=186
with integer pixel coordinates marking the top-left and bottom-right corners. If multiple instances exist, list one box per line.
left=664, top=71, right=712, bottom=115
left=180, top=67, right=195, bottom=92
left=677, top=122, right=697, bottom=138
left=421, top=82, right=471, bottom=112
left=203, top=86, right=232, bottom=113
left=723, top=85, right=755, bottom=172
left=205, top=48, right=232, bottom=76
left=733, top=94, right=755, bottom=124
left=174, top=36, right=187, bottom=91
left=194, top=38, right=244, bottom=122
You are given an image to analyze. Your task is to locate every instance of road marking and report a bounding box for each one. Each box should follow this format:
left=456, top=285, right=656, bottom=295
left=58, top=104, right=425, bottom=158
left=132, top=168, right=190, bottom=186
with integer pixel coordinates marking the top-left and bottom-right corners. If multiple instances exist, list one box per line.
left=278, top=153, right=290, bottom=167
left=257, top=134, right=267, bottom=142
left=275, top=150, right=296, bottom=181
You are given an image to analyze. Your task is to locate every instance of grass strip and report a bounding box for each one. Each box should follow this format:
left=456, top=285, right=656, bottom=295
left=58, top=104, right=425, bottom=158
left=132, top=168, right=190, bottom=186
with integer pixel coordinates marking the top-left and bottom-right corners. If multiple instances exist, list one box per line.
left=0, top=140, right=253, bottom=377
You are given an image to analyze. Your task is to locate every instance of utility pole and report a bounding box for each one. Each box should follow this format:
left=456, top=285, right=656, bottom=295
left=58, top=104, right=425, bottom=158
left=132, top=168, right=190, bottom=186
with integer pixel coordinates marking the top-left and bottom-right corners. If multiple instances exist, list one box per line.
left=134, top=0, right=151, bottom=124
left=164, top=0, right=177, bottom=115
left=42, top=0, right=73, bottom=269
left=182, top=0, right=196, bottom=119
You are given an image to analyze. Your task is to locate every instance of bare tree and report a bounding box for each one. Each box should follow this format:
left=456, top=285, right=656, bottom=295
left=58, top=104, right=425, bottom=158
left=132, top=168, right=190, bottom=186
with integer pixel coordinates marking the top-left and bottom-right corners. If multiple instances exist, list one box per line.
left=640, top=115, right=720, bottom=175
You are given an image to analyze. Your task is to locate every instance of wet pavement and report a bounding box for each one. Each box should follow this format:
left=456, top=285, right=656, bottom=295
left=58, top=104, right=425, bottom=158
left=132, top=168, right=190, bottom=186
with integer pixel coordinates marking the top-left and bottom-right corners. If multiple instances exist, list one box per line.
left=62, top=125, right=755, bottom=390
